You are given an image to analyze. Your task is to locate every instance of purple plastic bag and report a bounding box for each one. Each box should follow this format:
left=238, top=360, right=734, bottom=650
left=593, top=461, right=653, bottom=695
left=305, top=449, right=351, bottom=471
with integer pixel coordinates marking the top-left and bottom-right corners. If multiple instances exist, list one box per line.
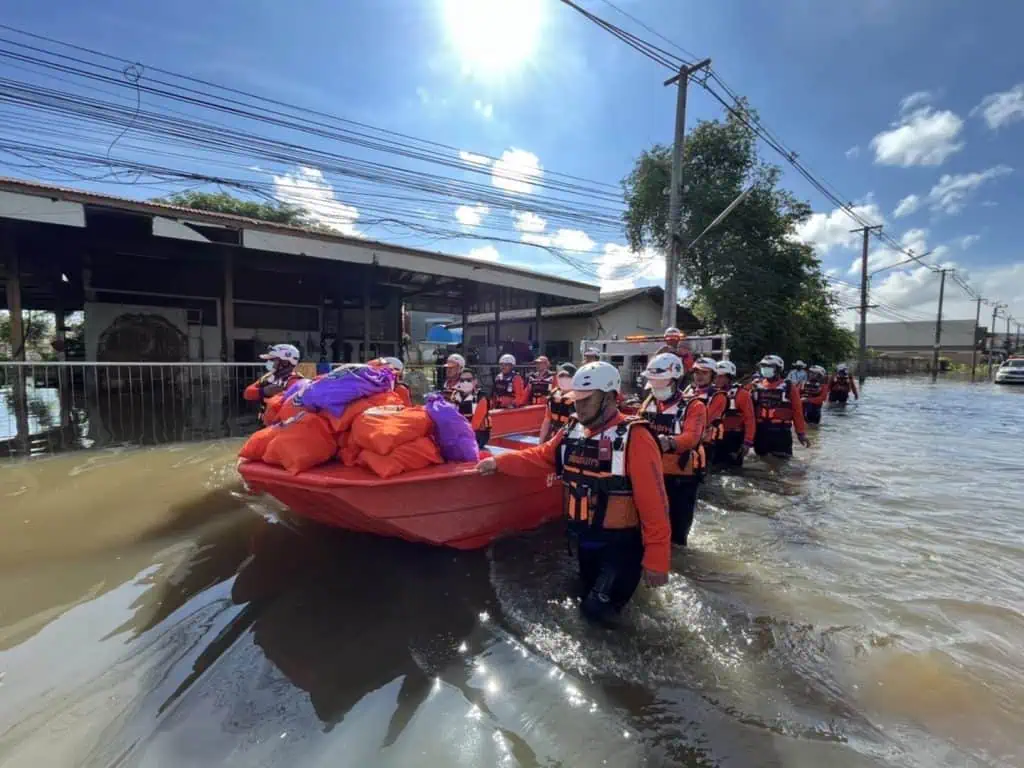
left=424, top=392, right=479, bottom=463
left=299, top=365, right=395, bottom=417
left=283, top=377, right=312, bottom=402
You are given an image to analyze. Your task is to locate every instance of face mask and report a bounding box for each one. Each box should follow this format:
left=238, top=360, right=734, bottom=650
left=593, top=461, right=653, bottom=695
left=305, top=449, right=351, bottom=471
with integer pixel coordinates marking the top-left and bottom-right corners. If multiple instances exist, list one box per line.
left=265, top=360, right=276, bottom=372
left=556, top=375, right=572, bottom=392
left=652, top=384, right=675, bottom=401
left=574, top=392, right=609, bottom=427
left=456, top=381, right=474, bottom=394
left=760, top=366, right=776, bottom=379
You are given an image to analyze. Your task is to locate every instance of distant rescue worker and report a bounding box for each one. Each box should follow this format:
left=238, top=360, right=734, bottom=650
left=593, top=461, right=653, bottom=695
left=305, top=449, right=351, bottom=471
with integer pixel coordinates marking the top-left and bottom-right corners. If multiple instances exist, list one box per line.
left=787, top=360, right=808, bottom=386
left=657, top=327, right=694, bottom=373
left=641, top=353, right=707, bottom=547
left=828, top=364, right=859, bottom=403
left=442, top=353, right=466, bottom=397
left=477, top=362, right=671, bottom=624
left=751, top=355, right=809, bottom=457
left=493, top=354, right=528, bottom=409
left=685, top=357, right=725, bottom=442
left=539, top=363, right=576, bottom=442
left=451, top=368, right=491, bottom=450
left=801, top=365, right=829, bottom=424
left=244, top=344, right=304, bottom=423
left=582, top=347, right=600, bottom=365
left=709, top=360, right=755, bottom=467
left=527, top=355, right=555, bottom=405
left=380, top=356, right=412, bottom=407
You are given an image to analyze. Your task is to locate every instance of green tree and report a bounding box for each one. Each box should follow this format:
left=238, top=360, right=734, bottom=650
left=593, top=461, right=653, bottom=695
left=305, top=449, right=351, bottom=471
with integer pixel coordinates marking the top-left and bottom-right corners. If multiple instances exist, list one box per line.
left=0, top=311, right=54, bottom=360
left=622, top=107, right=854, bottom=369
left=156, top=190, right=311, bottom=226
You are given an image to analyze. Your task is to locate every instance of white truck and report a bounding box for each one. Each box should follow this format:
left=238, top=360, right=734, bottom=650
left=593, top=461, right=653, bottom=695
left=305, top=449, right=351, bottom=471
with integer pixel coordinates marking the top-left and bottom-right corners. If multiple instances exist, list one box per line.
left=579, top=334, right=731, bottom=392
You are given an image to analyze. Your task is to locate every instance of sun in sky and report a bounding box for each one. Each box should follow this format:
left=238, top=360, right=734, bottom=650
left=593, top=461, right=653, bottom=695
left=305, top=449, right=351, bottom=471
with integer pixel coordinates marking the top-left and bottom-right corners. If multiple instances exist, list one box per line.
left=441, top=0, right=546, bottom=78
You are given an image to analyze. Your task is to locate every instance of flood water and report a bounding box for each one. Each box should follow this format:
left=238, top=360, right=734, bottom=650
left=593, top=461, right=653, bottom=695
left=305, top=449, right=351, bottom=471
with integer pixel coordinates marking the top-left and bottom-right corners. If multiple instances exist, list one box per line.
left=1, top=378, right=1022, bottom=767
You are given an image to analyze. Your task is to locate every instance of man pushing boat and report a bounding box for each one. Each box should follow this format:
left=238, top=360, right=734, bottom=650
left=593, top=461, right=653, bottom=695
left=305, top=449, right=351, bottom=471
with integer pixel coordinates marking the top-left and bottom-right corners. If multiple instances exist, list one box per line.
left=477, top=361, right=671, bottom=624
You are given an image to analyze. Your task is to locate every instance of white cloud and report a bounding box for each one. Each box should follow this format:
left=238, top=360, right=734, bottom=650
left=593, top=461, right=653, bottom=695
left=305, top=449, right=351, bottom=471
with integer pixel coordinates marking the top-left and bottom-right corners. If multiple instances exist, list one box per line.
left=845, top=146, right=860, bottom=160
left=893, top=193, right=921, bottom=218
left=521, top=228, right=596, bottom=252
left=927, top=165, right=1012, bottom=215
left=272, top=166, right=361, bottom=236
left=466, top=245, right=500, bottom=263
left=846, top=227, right=941, bottom=277
left=794, top=201, right=886, bottom=254
left=959, top=234, right=981, bottom=249
left=459, top=150, right=491, bottom=166
left=454, top=203, right=489, bottom=227
left=473, top=99, right=494, bottom=120
left=972, top=84, right=1024, bottom=130
left=511, top=210, right=546, bottom=233
left=870, top=95, right=964, bottom=167
left=491, top=148, right=542, bottom=195
left=597, top=244, right=664, bottom=292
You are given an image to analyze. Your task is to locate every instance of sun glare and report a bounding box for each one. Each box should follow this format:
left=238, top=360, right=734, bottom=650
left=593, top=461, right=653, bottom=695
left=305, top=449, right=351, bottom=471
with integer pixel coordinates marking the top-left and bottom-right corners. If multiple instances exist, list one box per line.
left=442, top=0, right=545, bottom=77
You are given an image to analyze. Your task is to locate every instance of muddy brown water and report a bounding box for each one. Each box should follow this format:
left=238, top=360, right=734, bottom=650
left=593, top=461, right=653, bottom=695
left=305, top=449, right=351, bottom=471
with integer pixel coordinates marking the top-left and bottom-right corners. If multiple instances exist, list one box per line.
left=1, top=378, right=1022, bottom=767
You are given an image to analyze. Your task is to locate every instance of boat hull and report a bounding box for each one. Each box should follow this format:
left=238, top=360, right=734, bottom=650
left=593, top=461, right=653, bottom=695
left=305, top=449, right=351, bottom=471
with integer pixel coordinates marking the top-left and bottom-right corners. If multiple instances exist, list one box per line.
left=239, top=457, right=561, bottom=549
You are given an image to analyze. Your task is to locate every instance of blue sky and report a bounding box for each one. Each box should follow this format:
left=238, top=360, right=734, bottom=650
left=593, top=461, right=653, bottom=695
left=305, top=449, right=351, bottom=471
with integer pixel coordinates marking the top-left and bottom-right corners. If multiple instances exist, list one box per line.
left=3, top=0, right=1022, bottom=329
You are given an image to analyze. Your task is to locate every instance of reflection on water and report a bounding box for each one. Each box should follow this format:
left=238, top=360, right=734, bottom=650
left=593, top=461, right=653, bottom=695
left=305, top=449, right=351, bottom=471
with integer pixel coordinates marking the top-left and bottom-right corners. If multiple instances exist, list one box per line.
left=1, top=379, right=1023, bottom=767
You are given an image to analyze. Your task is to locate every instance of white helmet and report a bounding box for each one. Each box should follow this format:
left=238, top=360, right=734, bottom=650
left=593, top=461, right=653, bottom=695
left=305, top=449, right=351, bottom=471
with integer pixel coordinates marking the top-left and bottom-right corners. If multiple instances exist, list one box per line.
left=664, top=326, right=682, bottom=338
left=809, top=365, right=826, bottom=376
left=260, top=343, right=300, bottom=366
left=446, top=353, right=466, bottom=368
left=583, top=347, right=600, bottom=359
left=837, top=363, right=849, bottom=373
left=498, top=353, right=516, bottom=366
left=759, top=354, right=784, bottom=370
left=572, top=361, right=621, bottom=393
left=644, top=352, right=684, bottom=381
left=716, top=360, right=737, bottom=377
left=692, top=357, right=717, bottom=372
left=794, top=360, right=806, bottom=369
left=382, top=356, right=404, bottom=372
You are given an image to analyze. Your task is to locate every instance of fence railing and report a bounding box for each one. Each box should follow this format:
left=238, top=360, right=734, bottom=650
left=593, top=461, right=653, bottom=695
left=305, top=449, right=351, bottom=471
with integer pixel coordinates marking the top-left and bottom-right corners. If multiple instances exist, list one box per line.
left=1, top=362, right=266, bottom=458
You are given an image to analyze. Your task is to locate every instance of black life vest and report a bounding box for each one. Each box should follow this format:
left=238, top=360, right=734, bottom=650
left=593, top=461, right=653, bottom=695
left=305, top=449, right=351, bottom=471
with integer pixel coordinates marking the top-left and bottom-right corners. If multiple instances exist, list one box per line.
left=803, top=379, right=823, bottom=399
left=640, top=392, right=706, bottom=475
left=493, top=372, right=519, bottom=403
left=547, top=388, right=575, bottom=426
left=449, top=389, right=491, bottom=429
left=831, top=374, right=851, bottom=395
left=527, top=371, right=554, bottom=403
left=555, top=418, right=643, bottom=533
left=753, top=380, right=796, bottom=426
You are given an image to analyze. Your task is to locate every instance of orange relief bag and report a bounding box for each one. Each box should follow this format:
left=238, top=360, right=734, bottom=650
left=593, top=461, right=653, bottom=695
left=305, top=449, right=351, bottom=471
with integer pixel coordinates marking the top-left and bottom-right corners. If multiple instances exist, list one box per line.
left=327, top=391, right=405, bottom=434
left=350, top=407, right=433, bottom=455
left=239, top=425, right=278, bottom=460
left=356, top=436, right=443, bottom=479
left=261, top=412, right=337, bottom=475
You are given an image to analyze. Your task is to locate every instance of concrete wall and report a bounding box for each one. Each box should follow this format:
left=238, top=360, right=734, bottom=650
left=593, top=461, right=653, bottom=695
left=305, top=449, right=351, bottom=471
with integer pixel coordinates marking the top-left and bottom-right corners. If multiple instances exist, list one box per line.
left=866, top=319, right=977, bottom=349
left=85, top=302, right=222, bottom=362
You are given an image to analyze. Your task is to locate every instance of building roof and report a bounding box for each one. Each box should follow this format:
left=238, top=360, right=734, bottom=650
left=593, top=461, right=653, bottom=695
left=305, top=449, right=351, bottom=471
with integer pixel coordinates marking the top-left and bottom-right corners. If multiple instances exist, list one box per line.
left=454, top=286, right=700, bottom=327
left=0, top=176, right=598, bottom=304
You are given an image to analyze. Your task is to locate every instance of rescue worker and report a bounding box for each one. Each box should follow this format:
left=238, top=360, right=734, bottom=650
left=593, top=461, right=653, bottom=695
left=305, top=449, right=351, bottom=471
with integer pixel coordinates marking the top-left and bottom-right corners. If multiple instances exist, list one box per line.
left=751, top=355, right=809, bottom=457
left=442, top=353, right=466, bottom=397
left=658, top=327, right=694, bottom=373
left=582, top=347, right=600, bottom=365
left=787, top=360, right=808, bottom=386
left=527, top=355, right=555, bottom=405
left=244, top=344, right=304, bottom=424
left=380, top=356, right=412, bottom=407
left=709, top=360, right=755, bottom=467
left=476, top=362, right=670, bottom=624
left=451, top=368, right=491, bottom=450
left=828, top=363, right=859, bottom=403
left=539, top=363, right=576, bottom=442
left=641, top=352, right=707, bottom=547
left=801, top=365, right=829, bottom=424
left=492, top=353, right=527, bottom=409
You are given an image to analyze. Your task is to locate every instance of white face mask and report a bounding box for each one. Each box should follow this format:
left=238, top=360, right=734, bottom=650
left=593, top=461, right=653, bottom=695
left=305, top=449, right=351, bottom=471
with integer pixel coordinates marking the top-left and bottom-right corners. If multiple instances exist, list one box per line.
left=760, top=366, right=776, bottom=379
left=456, top=381, right=475, bottom=394
left=652, top=384, right=675, bottom=401
left=265, top=360, right=276, bottom=372
left=556, top=375, right=572, bottom=392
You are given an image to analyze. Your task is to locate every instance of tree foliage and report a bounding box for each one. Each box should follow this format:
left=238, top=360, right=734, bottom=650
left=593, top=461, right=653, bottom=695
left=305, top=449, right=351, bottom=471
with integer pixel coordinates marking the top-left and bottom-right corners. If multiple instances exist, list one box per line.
left=156, top=190, right=311, bottom=226
left=622, top=107, right=854, bottom=370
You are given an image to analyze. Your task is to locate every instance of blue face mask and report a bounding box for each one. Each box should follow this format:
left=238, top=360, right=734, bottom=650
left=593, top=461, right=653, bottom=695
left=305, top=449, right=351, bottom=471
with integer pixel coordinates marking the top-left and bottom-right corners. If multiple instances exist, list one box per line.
left=760, top=366, right=776, bottom=378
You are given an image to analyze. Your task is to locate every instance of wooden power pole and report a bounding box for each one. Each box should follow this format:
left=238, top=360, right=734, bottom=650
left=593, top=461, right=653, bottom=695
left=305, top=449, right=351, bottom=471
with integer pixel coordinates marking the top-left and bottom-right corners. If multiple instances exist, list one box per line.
left=970, top=297, right=982, bottom=382
left=931, top=269, right=949, bottom=382
left=852, top=224, right=882, bottom=383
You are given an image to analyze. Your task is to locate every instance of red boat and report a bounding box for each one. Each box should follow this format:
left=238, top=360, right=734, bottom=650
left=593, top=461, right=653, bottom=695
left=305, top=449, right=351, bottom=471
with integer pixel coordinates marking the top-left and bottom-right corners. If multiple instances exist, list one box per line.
left=238, top=404, right=561, bottom=550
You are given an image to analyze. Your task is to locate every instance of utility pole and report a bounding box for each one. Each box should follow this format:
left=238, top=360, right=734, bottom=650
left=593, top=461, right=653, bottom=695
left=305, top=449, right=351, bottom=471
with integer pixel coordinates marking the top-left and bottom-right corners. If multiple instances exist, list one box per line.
left=852, top=224, right=883, bottom=384
left=661, top=57, right=712, bottom=331
left=931, top=269, right=949, bottom=382
left=988, top=303, right=1005, bottom=379
left=1016, top=323, right=1021, bottom=351
left=970, top=297, right=982, bottom=382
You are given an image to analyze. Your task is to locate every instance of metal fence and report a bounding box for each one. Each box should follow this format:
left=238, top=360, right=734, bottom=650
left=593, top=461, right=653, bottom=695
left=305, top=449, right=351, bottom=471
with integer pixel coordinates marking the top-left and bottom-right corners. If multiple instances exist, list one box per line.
left=1, top=362, right=266, bottom=458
